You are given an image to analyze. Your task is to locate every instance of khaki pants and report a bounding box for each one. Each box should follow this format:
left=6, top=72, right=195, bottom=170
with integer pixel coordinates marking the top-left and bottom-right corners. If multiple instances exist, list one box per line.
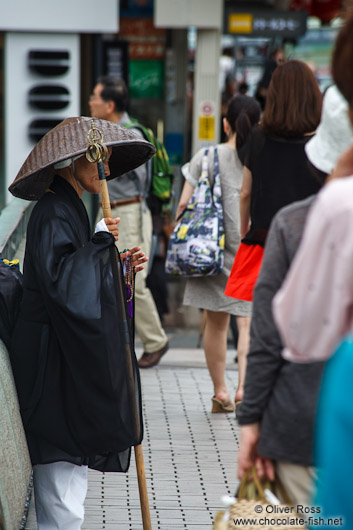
left=275, top=460, right=316, bottom=507
left=107, top=201, right=167, bottom=353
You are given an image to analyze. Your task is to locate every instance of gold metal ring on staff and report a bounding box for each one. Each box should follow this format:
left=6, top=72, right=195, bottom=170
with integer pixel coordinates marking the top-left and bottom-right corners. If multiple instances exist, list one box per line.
left=86, top=142, right=108, bottom=163
left=86, top=120, right=108, bottom=163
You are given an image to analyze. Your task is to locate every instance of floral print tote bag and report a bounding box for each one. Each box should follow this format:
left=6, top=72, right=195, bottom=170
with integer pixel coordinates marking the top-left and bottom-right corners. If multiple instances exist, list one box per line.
left=165, top=147, right=224, bottom=276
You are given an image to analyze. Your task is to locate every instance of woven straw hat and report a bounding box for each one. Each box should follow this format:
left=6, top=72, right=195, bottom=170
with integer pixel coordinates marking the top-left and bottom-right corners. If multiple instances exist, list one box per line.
left=9, top=116, right=156, bottom=200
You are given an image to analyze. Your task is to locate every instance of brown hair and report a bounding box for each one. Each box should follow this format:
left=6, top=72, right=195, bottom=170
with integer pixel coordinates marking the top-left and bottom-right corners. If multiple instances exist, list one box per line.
left=332, top=8, right=353, bottom=110
left=261, top=60, right=322, bottom=138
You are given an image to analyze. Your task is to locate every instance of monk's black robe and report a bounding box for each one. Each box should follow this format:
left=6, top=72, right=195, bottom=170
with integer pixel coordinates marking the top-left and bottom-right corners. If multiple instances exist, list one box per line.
left=11, top=176, right=142, bottom=472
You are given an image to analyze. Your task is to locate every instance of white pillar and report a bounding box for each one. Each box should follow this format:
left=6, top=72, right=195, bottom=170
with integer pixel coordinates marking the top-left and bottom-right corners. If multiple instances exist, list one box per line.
left=192, top=28, right=222, bottom=156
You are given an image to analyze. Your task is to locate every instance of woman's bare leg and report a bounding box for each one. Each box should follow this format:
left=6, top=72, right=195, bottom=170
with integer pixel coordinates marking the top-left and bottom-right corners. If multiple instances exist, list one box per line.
left=235, top=316, right=251, bottom=403
left=203, top=310, right=231, bottom=402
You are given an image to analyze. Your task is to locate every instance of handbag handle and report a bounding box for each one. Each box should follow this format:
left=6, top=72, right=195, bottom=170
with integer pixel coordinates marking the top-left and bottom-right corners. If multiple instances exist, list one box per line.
left=237, top=466, right=293, bottom=506
left=175, top=148, right=210, bottom=224
left=211, top=147, right=222, bottom=210
left=237, top=466, right=267, bottom=503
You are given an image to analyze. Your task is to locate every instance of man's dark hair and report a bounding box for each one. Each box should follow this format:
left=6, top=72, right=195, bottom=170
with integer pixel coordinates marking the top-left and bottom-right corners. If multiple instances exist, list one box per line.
left=97, top=76, right=130, bottom=113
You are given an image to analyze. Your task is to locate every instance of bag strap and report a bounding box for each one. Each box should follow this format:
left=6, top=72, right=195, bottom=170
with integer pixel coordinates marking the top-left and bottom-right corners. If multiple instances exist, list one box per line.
left=212, top=147, right=221, bottom=203
left=237, top=466, right=267, bottom=503
left=213, top=146, right=219, bottom=180
left=199, top=147, right=222, bottom=211
left=200, top=146, right=219, bottom=189
left=237, top=466, right=293, bottom=506
left=200, top=148, right=210, bottom=183
left=123, top=120, right=152, bottom=198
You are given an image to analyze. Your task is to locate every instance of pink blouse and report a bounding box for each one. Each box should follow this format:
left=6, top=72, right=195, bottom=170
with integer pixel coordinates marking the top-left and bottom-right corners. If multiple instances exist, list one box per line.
left=273, top=176, right=353, bottom=362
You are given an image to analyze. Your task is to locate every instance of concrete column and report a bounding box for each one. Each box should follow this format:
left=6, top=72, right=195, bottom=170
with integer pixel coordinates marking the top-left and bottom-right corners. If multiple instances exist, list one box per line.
left=164, top=29, right=189, bottom=203
left=164, top=30, right=188, bottom=141
left=192, top=28, right=222, bottom=156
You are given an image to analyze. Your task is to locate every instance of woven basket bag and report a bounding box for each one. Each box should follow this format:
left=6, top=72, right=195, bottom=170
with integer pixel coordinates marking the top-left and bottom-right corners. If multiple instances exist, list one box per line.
left=213, top=467, right=307, bottom=530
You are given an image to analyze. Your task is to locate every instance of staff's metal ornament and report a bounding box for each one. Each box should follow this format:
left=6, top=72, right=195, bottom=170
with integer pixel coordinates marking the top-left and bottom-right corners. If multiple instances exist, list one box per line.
left=86, top=121, right=108, bottom=163
left=86, top=120, right=111, bottom=217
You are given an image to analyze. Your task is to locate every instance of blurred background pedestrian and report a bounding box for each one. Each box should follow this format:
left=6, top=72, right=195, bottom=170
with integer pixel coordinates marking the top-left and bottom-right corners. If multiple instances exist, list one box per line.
left=176, top=95, right=260, bottom=413
left=254, top=48, right=285, bottom=111
left=225, top=60, right=323, bottom=407
left=89, top=76, right=169, bottom=369
left=220, top=74, right=239, bottom=143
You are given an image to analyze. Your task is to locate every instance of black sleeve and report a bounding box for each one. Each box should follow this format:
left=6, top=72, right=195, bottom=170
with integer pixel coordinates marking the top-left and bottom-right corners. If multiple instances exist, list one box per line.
left=25, top=209, right=142, bottom=457
left=32, top=211, right=115, bottom=319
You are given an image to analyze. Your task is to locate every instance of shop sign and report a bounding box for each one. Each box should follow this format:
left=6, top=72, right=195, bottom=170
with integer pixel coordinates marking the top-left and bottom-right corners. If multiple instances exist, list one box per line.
left=129, top=42, right=165, bottom=60
left=129, top=60, right=164, bottom=99
left=120, top=17, right=165, bottom=39
left=102, top=41, right=128, bottom=80
left=225, top=9, right=307, bottom=37
left=120, top=17, right=166, bottom=59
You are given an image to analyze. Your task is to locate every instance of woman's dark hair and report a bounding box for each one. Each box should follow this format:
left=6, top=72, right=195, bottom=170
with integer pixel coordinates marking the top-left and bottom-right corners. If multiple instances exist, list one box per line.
left=226, top=94, right=261, bottom=150
left=261, top=60, right=322, bottom=138
left=332, top=8, right=353, bottom=111
left=97, top=76, right=130, bottom=113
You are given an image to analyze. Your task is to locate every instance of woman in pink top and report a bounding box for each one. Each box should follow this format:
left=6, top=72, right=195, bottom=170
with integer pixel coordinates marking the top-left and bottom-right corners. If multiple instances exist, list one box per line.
left=273, top=173, right=353, bottom=363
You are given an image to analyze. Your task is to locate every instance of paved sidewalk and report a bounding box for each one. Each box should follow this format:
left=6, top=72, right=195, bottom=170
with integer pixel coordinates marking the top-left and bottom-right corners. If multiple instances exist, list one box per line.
left=26, top=332, right=240, bottom=529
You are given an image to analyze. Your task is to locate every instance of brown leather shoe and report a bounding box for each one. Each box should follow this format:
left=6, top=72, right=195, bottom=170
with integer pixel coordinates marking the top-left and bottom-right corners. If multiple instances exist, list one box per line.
left=138, top=341, right=169, bottom=368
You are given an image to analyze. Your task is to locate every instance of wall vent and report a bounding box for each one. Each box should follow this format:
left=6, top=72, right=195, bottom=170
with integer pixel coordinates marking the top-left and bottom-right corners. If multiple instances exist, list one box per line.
left=28, top=85, right=70, bottom=110
left=28, top=50, right=70, bottom=76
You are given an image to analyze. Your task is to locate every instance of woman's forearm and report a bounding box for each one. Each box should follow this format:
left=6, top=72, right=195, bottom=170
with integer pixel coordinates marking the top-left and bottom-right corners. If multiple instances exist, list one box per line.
left=240, top=167, right=252, bottom=238
left=175, top=181, right=195, bottom=220
left=240, top=193, right=251, bottom=239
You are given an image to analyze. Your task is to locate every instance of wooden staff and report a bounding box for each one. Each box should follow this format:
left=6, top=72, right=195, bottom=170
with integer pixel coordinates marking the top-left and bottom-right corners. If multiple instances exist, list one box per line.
left=86, top=120, right=152, bottom=530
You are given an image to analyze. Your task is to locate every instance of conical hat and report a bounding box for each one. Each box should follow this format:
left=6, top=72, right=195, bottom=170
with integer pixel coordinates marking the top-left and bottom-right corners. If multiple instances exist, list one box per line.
left=9, top=116, right=156, bottom=201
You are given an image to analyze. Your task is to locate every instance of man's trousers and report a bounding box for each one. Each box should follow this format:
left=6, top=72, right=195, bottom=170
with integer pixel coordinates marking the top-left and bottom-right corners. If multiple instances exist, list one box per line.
left=111, top=201, right=167, bottom=353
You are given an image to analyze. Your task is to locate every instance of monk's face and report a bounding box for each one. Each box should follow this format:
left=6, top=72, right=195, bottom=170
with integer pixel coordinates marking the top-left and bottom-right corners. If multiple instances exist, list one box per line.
left=75, top=148, right=111, bottom=195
